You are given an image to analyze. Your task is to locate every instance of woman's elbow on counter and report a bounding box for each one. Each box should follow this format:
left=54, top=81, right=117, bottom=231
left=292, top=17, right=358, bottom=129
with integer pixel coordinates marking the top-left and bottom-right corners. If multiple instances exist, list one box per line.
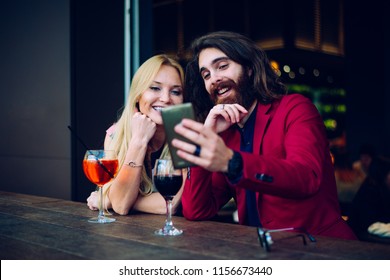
left=112, top=205, right=130, bottom=216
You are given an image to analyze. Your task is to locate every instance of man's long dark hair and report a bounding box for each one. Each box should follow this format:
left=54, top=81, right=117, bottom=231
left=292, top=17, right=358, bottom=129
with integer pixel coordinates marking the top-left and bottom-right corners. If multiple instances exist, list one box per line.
left=184, top=31, right=287, bottom=121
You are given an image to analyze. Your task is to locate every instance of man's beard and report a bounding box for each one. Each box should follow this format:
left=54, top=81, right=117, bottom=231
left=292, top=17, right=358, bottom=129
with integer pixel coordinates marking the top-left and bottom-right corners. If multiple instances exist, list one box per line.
left=211, top=72, right=255, bottom=110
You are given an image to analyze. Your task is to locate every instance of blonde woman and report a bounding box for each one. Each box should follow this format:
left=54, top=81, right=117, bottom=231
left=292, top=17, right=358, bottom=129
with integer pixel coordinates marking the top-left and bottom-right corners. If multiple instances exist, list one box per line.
left=87, top=54, right=185, bottom=215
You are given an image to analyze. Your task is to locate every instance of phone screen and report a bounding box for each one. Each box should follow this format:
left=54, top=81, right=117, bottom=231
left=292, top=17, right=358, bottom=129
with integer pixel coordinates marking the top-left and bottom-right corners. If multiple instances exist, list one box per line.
left=161, top=103, right=196, bottom=169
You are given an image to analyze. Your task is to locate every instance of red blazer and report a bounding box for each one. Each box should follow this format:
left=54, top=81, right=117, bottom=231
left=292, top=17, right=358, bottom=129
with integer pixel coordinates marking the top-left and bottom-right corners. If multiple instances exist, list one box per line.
left=182, top=94, right=357, bottom=240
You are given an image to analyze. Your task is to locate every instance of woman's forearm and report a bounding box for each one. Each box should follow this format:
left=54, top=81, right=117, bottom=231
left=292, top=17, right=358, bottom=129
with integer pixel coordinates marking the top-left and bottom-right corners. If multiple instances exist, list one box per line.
left=107, top=140, right=148, bottom=215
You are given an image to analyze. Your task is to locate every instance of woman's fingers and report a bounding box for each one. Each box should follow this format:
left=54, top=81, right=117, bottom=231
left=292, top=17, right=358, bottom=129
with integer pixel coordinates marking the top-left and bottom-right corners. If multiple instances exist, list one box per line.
left=86, top=191, right=99, bottom=211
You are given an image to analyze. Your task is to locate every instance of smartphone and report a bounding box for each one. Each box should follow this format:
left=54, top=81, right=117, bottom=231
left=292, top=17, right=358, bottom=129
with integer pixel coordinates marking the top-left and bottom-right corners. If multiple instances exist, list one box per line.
left=161, top=103, right=196, bottom=169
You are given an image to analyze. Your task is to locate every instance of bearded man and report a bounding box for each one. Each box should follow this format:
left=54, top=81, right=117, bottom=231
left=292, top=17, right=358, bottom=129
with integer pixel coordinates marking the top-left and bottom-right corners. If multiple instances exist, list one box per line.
left=172, top=31, right=356, bottom=240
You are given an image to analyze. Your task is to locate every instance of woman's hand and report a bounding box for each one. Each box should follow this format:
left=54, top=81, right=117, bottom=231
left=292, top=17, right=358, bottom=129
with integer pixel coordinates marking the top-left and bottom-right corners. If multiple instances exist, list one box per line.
left=86, top=191, right=99, bottom=211
left=131, top=112, right=157, bottom=144
left=87, top=190, right=112, bottom=211
left=204, top=103, right=248, bottom=133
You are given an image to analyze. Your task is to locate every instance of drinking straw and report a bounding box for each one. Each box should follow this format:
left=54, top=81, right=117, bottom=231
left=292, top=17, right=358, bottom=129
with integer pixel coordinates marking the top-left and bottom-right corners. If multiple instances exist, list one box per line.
left=67, top=125, right=114, bottom=178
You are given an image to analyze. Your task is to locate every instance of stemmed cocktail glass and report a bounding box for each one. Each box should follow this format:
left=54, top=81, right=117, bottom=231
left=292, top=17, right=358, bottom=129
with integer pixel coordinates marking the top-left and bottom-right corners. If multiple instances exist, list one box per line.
left=83, top=150, right=118, bottom=223
left=153, top=159, right=183, bottom=236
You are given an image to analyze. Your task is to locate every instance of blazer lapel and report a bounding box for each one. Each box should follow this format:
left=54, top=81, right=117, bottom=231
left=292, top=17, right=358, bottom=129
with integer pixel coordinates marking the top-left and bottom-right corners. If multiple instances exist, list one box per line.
left=253, top=103, right=272, bottom=155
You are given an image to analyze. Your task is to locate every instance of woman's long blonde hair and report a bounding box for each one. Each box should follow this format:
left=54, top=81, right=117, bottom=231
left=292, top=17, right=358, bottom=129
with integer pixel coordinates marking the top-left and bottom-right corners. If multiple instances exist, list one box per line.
left=105, top=54, right=185, bottom=195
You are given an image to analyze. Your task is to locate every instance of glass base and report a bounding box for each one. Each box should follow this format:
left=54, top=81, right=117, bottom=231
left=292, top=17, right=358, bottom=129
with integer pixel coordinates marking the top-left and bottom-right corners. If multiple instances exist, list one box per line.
left=154, top=226, right=183, bottom=236
left=88, top=216, right=116, bottom=224
left=102, top=209, right=113, bottom=216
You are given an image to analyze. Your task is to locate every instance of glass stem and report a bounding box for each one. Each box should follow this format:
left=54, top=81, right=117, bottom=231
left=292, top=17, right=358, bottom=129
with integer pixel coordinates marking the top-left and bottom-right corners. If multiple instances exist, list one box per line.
left=98, top=186, right=104, bottom=219
left=164, top=199, right=173, bottom=229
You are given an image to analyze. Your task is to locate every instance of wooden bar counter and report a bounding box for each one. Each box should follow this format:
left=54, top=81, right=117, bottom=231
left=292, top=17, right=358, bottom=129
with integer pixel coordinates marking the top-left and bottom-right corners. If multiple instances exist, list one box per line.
left=0, top=191, right=389, bottom=260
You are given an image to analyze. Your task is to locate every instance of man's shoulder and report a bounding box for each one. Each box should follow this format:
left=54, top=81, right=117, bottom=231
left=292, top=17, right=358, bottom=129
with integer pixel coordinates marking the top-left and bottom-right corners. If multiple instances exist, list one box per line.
left=280, top=93, right=311, bottom=103
left=270, top=93, right=320, bottom=120
left=278, top=93, right=315, bottom=109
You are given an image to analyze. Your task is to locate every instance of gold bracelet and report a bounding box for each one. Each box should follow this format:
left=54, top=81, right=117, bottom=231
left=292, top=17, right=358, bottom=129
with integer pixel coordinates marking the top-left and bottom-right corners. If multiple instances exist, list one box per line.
left=126, top=161, right=143, bottom=168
